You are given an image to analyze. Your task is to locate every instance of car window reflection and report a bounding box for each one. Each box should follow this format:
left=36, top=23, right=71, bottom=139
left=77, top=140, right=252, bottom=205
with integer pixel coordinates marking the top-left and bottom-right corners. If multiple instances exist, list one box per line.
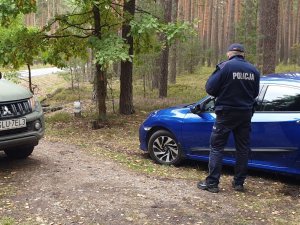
left=262, top=85, right=300, bottom=111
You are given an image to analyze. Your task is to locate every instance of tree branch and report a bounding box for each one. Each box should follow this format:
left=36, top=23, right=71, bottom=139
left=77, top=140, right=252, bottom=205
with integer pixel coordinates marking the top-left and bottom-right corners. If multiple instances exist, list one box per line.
left=43, top=34, right=91, bottom=39
left=59, top=17, right=94, bottom=32
left=61, top=10, right=93, bottom=18
left=109, top=3, right=123, bottom=18
left=110, top=2, right=160, bottom=19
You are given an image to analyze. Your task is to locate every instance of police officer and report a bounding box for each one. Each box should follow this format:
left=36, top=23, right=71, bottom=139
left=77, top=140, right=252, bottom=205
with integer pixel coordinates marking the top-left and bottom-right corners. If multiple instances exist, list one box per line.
left=198, top=43, right=260, bottom=193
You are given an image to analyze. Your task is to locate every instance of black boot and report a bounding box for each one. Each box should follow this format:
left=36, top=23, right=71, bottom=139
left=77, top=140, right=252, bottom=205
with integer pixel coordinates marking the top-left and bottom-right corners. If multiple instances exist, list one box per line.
left=232, top=181, right=245, bottom=192
left=197, top=181, right=219, bottom=193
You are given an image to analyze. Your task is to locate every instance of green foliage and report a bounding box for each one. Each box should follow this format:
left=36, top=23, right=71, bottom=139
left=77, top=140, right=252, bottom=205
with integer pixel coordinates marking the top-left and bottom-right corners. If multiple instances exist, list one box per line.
left=275, top=63, right=300, bottom=73
left=177, top=36, right=203, bottom=73
left=43, top=35, right=88, bottom=68
left=58, top=58, right=88, bottom=90
left=130, top=15, right=160, bottom=35
left=0, top=0, right=36, bottom=26
left=235, top=0, right=258, bottom=64
left=0, top=217, right=14, bottom=225
left=162, top=21, right=196, bottom=45
left=90, top=34, right=131, bottom=70
left=290, top=44, right=300, bottom=65
left=134, top=51, right=160, bottom=83
left=58, top=71, right=73, bottom=83
left=41, top=1, right=125, bottom=70
left=0, top=0, right=198, bottom=120
left=131, top=14, right=195, bottom=54
left=0, top=24, right=45, bottom=69
left=1, top=0, right=194, bottom=75
left=2, top=71, right=20, bottom=84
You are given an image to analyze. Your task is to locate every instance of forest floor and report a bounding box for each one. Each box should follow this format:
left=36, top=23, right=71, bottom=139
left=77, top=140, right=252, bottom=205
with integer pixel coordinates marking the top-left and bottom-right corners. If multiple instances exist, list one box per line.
left=0, top=137, right=300, bottom=225
left=1, top=70, right=300, bottom=224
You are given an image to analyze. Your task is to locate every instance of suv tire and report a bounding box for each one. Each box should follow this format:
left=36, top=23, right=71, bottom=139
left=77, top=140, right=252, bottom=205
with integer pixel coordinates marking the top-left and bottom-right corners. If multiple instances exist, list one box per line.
left=4, top=145, right=34, bottom=159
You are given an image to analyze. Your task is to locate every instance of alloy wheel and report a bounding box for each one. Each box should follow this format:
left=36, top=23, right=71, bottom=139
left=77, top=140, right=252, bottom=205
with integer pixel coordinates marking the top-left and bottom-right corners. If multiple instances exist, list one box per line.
left=152, top=135, right=179, bottom=163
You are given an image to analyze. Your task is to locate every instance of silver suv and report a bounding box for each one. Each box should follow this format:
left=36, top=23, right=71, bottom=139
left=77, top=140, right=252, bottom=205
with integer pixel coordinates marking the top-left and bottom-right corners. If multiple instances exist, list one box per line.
left=0, top=74, right=44, bottom=159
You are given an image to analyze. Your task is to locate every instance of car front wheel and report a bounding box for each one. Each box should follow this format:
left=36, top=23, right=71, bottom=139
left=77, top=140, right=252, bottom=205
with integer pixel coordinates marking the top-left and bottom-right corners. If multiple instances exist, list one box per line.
left=148, top=130, right=182, bottom=165
left=4, top=145, right=34, bottom=159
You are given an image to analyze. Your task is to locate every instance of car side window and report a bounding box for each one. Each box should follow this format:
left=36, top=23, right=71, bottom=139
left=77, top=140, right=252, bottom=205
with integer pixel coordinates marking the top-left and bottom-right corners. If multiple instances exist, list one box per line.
left=255, top=85, right=264, bottom=111
left=261, top=85, right=300, bottom=111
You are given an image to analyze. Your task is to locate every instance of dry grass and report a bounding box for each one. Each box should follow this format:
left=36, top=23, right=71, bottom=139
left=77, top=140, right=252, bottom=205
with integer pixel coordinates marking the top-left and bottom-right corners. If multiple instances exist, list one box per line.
left=19, top=73, right=69, bottom=100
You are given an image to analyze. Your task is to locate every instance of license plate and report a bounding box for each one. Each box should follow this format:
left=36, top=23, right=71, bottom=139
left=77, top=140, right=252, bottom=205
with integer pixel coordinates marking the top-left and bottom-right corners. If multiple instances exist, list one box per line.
left=0, top=118, right=26, bottom=131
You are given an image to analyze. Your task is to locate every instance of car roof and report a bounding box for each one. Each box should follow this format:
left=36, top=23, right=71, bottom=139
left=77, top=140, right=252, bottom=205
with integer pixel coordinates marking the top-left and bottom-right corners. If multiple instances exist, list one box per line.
left=260, top=72, right=300, bottom=86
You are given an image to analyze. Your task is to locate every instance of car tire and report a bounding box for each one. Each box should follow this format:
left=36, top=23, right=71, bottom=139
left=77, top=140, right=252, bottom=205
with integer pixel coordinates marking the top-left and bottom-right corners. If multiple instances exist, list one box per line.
left=148, top=130, right=182, bottom=165
left=4, top=145, right=34, bottom=159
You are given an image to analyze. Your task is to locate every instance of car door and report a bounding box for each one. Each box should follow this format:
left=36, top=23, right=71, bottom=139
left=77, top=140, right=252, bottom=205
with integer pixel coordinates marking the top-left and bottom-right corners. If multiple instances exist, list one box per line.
left=250, top=84, right=300, bottom=170
left=181, top=97, right=236, bottom=162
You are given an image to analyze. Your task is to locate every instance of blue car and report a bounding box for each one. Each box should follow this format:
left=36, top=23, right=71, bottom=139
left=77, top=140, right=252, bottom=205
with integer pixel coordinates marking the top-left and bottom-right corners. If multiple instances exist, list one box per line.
left=139, top=73, right=300, bottom=176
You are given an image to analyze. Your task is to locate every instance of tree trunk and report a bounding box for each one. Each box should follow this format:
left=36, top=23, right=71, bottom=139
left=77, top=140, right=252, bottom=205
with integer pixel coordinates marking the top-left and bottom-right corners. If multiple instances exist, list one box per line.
left=283, top=0, right=291, bottom=64
left=159, top=41, right=169, bottom=98
left=219, top=0, right=225, bottom=55
left=234, top=0, right=242, bottom=37
left=262, top=0, right=279, bottom=74
left=202, top=0, right=210, bottom=65
left=159, top=0, right=172, bottom=98
left=256, top=0, right=264, bottom=71
left=188, top=0, right=197, bottom=73
left=296, top=0, right=300, bottom=45
left=27, top=64, right=33, bottom=94
left=169, top=43, right=177, bottom=84
left=70, top=67, right=74, bottom=90
left=278, top=0, right=284, bottom=63
left=295, top=0, right=300, bottom=65
left=119, top=0, right=135, bottom=115
left=289, top=0, right=294, bottom=61
left=227, top=0, right=235, bottom=46
left=169, top=0, right=179, bottom=84
left=86, top=48, right=94, bottom=82
left=152, top=55, right=160, bottom=89
left=93, top=5, right=107, bottom=121
left=212, top=1, right=219, bottom=65
left=206, top=0, right=213, bottom=66
left=187, top=0, right=193, bottom=22
left=198, top=0, right=204, bottom=37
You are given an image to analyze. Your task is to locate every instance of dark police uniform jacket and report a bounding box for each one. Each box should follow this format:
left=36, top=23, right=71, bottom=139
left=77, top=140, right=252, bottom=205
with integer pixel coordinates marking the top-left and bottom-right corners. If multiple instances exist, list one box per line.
left=205, top=55, right=260, bottom=112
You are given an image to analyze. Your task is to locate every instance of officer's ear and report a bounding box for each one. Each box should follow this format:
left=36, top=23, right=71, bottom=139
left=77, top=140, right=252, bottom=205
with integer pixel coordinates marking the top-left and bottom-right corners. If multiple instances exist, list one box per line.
left=226, top=52, right=231, bottom=59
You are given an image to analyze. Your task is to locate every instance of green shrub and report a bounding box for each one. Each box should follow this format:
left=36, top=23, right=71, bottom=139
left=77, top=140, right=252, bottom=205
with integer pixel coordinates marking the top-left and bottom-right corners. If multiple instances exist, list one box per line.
left=0, top=217, right=14, bottom=225
left=46, top=112, right=73, bottom=124
left=275, top=63, right=300, bottom=73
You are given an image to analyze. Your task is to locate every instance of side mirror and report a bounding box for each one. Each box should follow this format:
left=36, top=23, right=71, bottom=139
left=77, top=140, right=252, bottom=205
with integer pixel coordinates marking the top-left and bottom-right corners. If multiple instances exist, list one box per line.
left=190, top=96, right=215, bottom=114
left=190, top=101, right=207, bottom=114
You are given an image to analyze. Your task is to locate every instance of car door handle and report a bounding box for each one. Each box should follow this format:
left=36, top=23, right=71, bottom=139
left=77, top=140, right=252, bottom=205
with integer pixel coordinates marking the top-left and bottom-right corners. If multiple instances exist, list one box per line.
left=297, top=120, right=300, bottom=124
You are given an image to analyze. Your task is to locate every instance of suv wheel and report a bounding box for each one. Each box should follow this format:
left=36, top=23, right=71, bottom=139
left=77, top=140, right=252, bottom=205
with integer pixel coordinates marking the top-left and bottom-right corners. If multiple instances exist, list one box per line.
left=4, top=145, right=34, bottom=159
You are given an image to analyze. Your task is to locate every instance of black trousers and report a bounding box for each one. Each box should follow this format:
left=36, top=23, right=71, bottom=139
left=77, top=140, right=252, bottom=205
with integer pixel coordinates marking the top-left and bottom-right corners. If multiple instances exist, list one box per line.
left=206, top=110, right=253, bottom=186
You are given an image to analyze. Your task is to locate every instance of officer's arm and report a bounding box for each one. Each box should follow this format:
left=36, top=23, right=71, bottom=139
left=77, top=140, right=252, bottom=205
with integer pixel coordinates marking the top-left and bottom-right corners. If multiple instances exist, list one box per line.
left=205, top=67, right=224, bottom=97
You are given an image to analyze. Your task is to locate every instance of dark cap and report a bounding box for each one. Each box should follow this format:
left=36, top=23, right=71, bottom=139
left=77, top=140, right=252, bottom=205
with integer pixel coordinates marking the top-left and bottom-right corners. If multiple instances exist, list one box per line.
left=227, top=43, right=245, bottom=52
